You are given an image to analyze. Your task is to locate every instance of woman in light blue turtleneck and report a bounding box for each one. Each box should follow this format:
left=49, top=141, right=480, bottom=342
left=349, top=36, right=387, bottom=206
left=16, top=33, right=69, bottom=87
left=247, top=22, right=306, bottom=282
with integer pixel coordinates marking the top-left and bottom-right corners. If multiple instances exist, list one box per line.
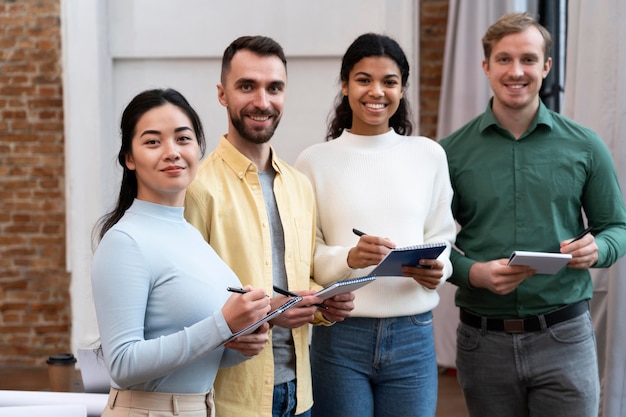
left=91, top=88, right=271, bottom=417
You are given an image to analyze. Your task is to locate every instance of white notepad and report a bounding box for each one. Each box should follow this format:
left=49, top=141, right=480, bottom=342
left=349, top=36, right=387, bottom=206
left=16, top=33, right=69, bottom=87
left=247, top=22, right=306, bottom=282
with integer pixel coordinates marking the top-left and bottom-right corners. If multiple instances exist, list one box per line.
left=507, top=251, right=572, bottom=275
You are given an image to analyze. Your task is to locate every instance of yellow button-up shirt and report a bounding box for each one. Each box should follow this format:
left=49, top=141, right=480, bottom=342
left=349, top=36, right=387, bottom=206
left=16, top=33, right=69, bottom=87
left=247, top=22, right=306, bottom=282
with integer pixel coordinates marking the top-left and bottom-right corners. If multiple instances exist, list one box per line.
left=185, top=136, right=317, bottom=417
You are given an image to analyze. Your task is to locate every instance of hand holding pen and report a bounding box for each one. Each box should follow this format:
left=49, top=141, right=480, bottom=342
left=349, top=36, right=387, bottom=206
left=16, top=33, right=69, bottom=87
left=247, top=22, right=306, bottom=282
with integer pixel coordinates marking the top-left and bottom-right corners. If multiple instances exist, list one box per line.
left=348, top=228, right=395, bottom=269
left=223, top=286, right=271, bottom=333
left=560, top=226, right=598, bottom=269
left=567, top=226, right=593, bottom=245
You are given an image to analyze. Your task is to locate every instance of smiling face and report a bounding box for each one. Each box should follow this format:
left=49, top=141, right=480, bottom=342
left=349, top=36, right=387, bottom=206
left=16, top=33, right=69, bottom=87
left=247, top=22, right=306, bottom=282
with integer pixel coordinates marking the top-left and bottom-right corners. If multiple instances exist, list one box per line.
left=125, top=103, right=199, bottom=207
left=342, top=56, right=404, bottom=136
left=217, top=49, right=286, bottom=146
left=483, top=26, right=552, bottom=115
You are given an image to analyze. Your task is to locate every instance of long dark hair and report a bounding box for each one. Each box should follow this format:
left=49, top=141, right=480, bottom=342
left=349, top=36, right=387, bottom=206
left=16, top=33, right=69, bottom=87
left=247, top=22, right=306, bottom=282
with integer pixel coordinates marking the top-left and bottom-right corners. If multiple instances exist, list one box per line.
left=95, top=88, right=206, bottom=241
left=327, top=33, right=413, bottom=140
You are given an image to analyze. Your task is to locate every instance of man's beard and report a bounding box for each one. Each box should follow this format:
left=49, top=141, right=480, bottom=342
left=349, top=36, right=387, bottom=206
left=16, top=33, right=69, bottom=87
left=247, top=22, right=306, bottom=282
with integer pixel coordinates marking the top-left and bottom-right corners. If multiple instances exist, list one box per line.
left=230, top=108, right=281, bottom=145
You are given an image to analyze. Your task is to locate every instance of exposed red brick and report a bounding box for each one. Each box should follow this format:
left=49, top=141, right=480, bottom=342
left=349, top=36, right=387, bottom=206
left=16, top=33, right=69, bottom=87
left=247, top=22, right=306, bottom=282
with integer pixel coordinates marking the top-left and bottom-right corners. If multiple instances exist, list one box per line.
left=0, top=0, right=70, bottom=365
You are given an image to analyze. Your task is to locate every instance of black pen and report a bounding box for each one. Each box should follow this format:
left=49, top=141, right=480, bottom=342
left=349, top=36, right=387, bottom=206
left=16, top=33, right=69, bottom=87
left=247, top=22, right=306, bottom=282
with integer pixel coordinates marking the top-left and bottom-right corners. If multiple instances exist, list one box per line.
left=568, top=226, right=593, bottom=245
left=273, top=286, right=328, bottom=310
left=353, top=228, right=366, bottom=237
left=273, top=285, right=299, bottom=298
left=227, top=287, right=249, bottom=294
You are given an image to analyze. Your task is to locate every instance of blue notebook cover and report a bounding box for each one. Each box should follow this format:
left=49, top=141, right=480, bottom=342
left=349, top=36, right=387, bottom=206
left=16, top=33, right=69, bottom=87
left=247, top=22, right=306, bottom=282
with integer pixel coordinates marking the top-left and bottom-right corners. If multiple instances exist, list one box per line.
left=371, top=242, right=447, bottom=276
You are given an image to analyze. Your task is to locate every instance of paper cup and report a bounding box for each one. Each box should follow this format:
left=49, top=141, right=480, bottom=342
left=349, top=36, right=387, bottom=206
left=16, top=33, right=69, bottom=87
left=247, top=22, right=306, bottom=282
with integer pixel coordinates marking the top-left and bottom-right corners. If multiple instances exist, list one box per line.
left=47, top=353, right=77, bottom=392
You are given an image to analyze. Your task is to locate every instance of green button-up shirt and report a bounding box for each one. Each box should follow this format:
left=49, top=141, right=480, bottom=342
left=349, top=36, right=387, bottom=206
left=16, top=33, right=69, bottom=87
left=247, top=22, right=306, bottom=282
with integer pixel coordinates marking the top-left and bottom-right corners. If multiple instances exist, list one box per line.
left=440, top=99, right=626, bottom=317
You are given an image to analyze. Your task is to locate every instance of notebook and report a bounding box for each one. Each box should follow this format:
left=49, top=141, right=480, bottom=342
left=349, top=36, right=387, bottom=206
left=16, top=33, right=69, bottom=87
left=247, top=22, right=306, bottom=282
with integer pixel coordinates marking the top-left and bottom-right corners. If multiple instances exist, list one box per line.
left=371, top=242, right=447, bottom=276
left=507, top=251, right=572, bottom=275
left=224, top=296, right=302, bottom=343
left=76, top=347, right=111, bottom=393
left=315, top=275, right=376, bottom=300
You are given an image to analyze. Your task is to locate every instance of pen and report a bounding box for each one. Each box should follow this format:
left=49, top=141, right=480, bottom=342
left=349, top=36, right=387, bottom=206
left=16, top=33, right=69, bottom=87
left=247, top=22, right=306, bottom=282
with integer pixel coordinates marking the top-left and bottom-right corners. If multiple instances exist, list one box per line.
left=353, top=228, right=366, bottom=237
left=227, top=287, right=249, bottom=294
left=273, top=285, right=299, bottom=298
left=273, top=286, right=328, bottom=310
left=568, top=226, right=593, bottom=245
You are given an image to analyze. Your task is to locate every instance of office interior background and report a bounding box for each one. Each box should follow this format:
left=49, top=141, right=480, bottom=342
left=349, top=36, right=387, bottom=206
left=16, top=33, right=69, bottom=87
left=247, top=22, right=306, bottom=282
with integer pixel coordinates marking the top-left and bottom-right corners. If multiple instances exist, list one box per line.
left=2, top=0, right=625, bottom=415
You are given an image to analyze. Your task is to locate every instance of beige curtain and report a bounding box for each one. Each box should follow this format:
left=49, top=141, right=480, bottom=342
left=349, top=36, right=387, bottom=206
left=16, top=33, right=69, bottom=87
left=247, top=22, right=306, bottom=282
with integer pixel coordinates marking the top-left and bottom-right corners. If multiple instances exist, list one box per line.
left=563, top=1, right=626, bottom=415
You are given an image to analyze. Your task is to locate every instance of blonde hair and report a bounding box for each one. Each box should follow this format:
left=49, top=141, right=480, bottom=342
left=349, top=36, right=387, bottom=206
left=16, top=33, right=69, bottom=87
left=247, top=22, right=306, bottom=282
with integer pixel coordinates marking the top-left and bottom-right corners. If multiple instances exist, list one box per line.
left=482, top=12, right=552, bottom=63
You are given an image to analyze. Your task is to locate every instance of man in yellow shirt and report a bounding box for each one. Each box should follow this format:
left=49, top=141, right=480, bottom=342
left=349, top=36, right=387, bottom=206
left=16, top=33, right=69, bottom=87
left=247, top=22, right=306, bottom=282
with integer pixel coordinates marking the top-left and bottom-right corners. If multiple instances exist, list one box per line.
left=185, top=36, right=355, bottom=417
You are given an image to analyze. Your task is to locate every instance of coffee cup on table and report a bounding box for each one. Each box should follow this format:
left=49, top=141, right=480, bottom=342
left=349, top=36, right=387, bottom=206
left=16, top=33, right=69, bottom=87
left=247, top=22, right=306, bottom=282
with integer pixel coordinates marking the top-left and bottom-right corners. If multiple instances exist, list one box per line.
left=47, top=353, right=77, bottom=392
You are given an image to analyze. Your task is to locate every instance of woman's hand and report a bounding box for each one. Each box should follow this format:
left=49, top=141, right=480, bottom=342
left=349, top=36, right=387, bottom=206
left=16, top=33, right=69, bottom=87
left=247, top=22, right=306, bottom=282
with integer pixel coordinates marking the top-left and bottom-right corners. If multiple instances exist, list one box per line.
left=224, top=323, right=270, bottom=356
left=347, top=234, right=396, bottom=269
left=222, top=286, right=271, bottom=333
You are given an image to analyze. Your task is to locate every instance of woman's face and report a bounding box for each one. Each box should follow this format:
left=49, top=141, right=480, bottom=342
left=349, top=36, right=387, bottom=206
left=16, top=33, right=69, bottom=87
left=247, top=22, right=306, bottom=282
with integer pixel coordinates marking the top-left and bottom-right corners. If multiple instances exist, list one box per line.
left=125, top=103, right=199, bottom=207
left=342, top=56, right=404, bottom=136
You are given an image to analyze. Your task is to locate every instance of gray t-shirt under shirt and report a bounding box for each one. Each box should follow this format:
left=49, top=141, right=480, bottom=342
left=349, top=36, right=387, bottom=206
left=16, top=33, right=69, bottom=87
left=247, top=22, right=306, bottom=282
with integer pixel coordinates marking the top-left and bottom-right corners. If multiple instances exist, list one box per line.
left=258, top=170, right=296, bottom=386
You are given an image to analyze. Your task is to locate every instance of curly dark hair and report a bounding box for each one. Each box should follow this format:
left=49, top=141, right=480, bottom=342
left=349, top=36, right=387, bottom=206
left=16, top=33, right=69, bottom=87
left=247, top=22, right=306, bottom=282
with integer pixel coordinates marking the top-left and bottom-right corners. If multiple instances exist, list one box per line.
left=327, top=33, right=413, bottom=140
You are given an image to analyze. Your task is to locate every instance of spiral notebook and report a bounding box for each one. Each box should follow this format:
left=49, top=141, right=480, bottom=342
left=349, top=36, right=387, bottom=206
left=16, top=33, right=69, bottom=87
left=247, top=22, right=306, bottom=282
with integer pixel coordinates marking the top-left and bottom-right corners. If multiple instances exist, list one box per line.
left=371, top=242, right=447, bottom=276
left=315, top=275, right=376, bottom=300
left=224, top=296, right=302, bottom=344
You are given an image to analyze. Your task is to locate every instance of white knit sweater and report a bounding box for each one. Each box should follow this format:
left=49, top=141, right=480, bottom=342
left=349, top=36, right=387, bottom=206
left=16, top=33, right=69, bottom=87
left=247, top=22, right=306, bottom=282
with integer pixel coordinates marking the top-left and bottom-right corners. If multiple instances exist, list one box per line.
left=295, top=129, right=456, bottom=317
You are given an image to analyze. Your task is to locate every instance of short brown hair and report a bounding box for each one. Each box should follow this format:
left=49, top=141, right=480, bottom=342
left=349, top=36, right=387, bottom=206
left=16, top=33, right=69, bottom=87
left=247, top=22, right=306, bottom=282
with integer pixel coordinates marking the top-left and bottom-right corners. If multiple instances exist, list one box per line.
left=482, top=12, right=552, bottom=63
left=220, top=36, right=287, bottom=85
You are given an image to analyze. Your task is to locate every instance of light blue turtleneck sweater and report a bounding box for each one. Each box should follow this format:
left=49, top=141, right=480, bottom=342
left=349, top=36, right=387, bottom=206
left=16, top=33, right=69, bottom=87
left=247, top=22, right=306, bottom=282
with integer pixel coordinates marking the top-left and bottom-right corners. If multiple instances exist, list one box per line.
left=92, top=199, right=247, bottom=393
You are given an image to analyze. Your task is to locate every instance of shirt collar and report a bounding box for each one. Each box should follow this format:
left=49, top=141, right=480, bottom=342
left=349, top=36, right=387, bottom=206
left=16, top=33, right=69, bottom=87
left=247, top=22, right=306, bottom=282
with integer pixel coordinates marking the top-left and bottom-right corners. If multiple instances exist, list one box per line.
left=479, top=97, right=554, bottom=138
left=215, top=135, right=283, bottom=178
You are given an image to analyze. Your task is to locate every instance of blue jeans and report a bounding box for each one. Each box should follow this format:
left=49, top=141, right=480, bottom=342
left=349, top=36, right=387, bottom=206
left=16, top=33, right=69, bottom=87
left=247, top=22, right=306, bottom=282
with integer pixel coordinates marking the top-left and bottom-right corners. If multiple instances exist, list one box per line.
left=456, top=310, right=599, bottom=417
left=273, top=380, right=311, bottom=417
left=310, top=314, right=437, bottom=417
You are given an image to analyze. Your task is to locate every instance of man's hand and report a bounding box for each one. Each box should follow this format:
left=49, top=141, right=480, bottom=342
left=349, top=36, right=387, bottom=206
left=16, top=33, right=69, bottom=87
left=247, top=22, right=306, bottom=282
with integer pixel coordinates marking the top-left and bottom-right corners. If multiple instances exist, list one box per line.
left=468, top=260, right=535, bottom=295
left=560, top=232, right=598, bottom=269
left=269, top=290, right=320, bottom=329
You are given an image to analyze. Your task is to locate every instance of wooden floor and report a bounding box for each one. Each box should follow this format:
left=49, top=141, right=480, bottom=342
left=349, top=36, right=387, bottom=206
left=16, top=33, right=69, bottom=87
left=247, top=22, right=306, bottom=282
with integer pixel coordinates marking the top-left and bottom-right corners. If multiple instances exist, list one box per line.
left=0, top=365, right=469, bottom=417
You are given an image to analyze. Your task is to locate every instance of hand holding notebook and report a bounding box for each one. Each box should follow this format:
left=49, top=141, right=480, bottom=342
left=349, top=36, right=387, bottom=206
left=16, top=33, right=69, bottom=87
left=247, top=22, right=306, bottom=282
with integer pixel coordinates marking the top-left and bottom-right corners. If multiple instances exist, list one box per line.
left=371, top=242, right=447, bottom=276
left=224, top=294, right=302, bottom=343
left=314, top=275, right=376, bottom=299
left=507, top=251, right=572, bottom=275
left=353, top=229, right=447, bottom=277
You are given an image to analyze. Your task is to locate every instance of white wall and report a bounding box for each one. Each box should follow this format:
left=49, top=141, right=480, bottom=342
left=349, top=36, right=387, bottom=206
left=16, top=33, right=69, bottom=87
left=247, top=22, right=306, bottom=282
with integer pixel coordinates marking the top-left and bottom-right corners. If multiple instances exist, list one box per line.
left=62, top=0, right=419, bottom=351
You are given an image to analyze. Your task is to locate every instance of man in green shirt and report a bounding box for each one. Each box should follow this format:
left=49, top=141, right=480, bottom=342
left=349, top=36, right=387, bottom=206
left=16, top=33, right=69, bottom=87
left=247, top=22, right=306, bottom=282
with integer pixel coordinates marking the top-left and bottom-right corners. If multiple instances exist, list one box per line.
left=440, top=12, right=626, bottom=417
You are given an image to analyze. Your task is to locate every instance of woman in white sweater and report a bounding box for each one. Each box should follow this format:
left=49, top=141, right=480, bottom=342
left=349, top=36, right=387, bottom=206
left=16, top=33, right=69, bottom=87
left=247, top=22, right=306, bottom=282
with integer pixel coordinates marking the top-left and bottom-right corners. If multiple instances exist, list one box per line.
left=295, top=33, right=456, bottom=417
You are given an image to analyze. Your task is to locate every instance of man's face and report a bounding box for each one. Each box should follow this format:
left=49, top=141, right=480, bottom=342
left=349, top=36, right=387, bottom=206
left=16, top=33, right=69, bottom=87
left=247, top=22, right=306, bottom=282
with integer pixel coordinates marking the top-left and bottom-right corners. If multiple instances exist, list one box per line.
left=218, top=49, right=286, bottom=144
left=483, top=26, right=552, bottom=113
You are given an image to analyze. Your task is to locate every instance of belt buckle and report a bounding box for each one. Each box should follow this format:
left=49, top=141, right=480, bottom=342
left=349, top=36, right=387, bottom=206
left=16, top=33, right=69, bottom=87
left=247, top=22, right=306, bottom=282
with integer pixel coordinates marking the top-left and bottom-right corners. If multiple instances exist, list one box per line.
left=503, top=319, right=525, bottom=333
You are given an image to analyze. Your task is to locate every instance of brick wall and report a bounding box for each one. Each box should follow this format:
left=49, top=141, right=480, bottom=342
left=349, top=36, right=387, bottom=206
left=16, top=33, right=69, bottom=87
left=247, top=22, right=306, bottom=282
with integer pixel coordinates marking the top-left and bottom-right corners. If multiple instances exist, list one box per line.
left=419, top=0, right=449, bottom=139
left=0, top=0, right=70, bottom=366
left=0, top=0, right=449, bottom=366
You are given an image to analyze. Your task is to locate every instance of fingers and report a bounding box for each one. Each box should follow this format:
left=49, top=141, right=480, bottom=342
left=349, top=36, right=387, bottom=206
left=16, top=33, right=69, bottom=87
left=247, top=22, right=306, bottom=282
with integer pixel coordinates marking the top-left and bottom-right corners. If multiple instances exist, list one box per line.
left=560, top=235, right=598, bottom=269
left=348, top=235, right=396, bottom=269
left=225, top=323, right=270, bottom=356
left=223, top=287, right=271, bottom=333
left=402, top=261, right=445, bottom=289
left=321, top=293, right=355, bottom=322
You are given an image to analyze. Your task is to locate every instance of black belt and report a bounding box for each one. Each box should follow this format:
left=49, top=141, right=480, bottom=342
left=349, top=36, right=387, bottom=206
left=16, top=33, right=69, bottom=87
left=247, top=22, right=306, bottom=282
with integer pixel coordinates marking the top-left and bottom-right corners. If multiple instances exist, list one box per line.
left=459, top=300, right=589, bottom=333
